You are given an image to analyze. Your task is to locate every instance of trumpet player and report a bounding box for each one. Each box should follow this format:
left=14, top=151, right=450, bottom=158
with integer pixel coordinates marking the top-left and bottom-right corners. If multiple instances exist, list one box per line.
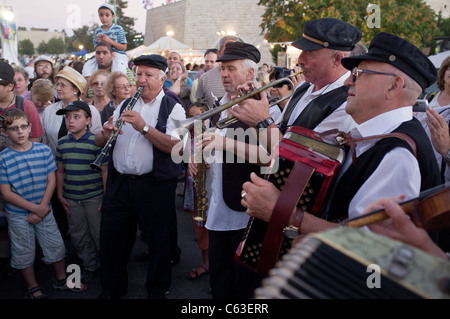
left=188, top=42, right=267, bottom=299
left=231, top=18, right=362, bottom=146
left=94, top=54, right=186, bottom=299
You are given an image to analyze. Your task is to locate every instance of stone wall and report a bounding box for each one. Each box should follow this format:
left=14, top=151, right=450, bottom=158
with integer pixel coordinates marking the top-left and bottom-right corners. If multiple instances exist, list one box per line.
left=17, top=29, right=65, bottom=54
left=144, top=0, right=273, bottom=66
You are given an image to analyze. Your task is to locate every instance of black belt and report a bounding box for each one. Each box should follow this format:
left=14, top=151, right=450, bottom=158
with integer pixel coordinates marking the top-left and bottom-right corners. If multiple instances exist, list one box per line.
left=119, top=172, right=154, bottom=180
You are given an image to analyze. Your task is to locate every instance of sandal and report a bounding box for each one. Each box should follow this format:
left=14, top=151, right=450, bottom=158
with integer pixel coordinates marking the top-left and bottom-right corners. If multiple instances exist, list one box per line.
left=53, top=277, right=88, bottom=293
left=24, top=286, right=47, bottom=299
left=187, top=264, right=209, bottom=280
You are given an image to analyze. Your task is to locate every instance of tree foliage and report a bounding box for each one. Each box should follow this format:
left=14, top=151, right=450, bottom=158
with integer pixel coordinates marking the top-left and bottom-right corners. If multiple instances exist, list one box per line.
left=107, top=0, right=139, bottom=50
left=258, top=0, right=439, bottom=49
left=18, top=39, right=34, bottom=56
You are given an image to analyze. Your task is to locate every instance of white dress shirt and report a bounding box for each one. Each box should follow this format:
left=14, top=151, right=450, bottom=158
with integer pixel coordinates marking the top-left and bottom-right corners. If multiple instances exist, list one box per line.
left=275, top=72, right=357, bottom=135
left=204, top=93, right=252, bottom=231
left=339, top=106, right=421, bottom=219
left=41, top=100, right=102, bottom=156
left=112, top=89, right=186, bottom=175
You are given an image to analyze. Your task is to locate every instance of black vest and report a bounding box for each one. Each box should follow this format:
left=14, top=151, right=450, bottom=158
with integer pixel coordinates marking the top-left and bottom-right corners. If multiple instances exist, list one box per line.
left=280, top=84, right=349, bottom=132
left=221, top=120, right=260, bottom=211
left=326, top=118, right=441, bottom=221
left=113, top=94, right=181, bottom=182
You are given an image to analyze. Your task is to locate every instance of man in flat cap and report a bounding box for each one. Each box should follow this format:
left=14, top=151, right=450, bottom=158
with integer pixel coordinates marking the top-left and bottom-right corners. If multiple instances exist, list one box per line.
left=188, top=41, right=265, bottom=299
left=241, top=32, right=440, bottom=251
left=232, top=18, right=361, bottom=146
left=95, top=54, right=186, bottom=299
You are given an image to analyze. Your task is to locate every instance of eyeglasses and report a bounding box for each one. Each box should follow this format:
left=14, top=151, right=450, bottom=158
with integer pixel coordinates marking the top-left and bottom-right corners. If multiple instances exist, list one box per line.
left=351, top=67, right=398, bottom=82
left=92, top=81, right=105, bottom=87
left=7, top=124, right=30, bottom=132
left=37, top=64, right=52, bottom=70
left=114, top=84, right=132, bottom=90
left=56, top=82, right=71, bottom=89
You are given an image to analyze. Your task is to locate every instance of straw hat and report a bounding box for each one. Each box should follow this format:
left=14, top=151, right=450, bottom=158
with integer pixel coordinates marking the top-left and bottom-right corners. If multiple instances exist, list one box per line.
left=55, top=66, right=86, bottom=94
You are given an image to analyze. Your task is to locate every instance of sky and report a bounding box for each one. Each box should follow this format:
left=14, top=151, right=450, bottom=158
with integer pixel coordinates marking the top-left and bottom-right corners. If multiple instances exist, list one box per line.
left=6, top=0, right=167, bottom=35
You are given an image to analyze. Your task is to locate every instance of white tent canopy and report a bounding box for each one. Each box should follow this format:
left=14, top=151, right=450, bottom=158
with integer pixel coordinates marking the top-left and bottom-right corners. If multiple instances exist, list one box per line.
left=428, top=51, right=450, bottom=68
left=137, top=36, right=191, bottom=55
left=127, top=45, right=147, bottom=58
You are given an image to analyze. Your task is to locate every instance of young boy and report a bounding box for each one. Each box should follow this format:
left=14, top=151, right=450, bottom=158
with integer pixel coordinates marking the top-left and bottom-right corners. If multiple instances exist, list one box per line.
left=55, top=101, right=107, bottom=283
left=0, top=109, right=85, bottom=299
left=82, top=3, right=128, bottom=77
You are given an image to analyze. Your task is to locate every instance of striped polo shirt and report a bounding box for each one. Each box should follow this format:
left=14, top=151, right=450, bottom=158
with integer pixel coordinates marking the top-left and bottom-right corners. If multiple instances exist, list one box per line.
left=0, top=143, right=57, bottom=214
left=55, top=131, right=106, bottom=200
left=94, top=24, right=127, bottom=54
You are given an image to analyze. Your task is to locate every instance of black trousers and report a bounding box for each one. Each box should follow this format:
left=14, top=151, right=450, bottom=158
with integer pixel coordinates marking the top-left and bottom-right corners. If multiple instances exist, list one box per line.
left=208, top=229, right=262, bottom=299
left=99, top=171, right=177, bottom=298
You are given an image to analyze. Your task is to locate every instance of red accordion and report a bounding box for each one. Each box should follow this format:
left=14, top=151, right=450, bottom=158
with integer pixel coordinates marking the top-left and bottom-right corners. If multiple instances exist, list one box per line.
left=235, top=126, right=345, bottom=276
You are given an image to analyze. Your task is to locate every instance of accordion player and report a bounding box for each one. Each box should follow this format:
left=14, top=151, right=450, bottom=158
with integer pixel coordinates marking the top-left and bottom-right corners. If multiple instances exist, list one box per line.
left=235, top=126, right=346, bottom=276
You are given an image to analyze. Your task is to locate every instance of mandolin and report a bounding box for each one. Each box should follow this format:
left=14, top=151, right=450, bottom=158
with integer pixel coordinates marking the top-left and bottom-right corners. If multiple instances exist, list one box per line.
left=342, top=184, right=450, bottom=231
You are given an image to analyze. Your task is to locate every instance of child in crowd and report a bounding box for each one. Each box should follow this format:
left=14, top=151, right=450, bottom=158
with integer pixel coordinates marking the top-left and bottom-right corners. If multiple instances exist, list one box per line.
left=23, top=78, right=55, bottom=116
left=0, top=109, right=86, bottom=299
left=82, top=3, right=128, bottom=77
left=55, top=101, right=107, bottom=283
left=184, top=101, right=209, bottom=280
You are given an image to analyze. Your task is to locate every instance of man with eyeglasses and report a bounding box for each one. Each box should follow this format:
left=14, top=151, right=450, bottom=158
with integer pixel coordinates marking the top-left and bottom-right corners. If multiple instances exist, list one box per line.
left=27, top=55, right=55, bottom=91
left=241, top=32, right=441, bottom=247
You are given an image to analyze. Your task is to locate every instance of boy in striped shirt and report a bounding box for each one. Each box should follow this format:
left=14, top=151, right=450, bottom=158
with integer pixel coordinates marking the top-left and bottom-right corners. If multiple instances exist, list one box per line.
left=82, top=3, right=128, bottom=77
left=0, top=109, right=85, bottom=298
left=55, top=101, right=107, bottom=283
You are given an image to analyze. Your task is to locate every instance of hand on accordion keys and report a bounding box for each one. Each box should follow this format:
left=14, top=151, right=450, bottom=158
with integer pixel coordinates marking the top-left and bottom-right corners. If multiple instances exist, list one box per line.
left=241, top=172, right=282, bottom=223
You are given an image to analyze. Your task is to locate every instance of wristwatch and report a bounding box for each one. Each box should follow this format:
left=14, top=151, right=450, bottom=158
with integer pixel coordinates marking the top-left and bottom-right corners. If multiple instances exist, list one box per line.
left=444, top=150, right=450, bottom=165
left=141, top=125, right=150, bottom=135
left=283, top=209, right=304, bottom=239
left=256, top=117, right=274, bottom=129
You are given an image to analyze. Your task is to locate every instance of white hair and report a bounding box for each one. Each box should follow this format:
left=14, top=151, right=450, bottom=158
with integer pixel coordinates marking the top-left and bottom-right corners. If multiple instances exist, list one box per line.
left=241, top=59, right=258, bottom=83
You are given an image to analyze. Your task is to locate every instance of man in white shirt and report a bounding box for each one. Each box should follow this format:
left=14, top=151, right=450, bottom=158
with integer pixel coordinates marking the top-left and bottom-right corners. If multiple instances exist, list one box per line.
left=95, top=54, right=186, bottom=299
left=241, top=32, right=440, bottom=255
left=230, top=18, right=362, bottom=145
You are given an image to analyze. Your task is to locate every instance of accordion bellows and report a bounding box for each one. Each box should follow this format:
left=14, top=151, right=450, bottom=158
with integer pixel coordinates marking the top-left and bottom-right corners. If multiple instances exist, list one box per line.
left=254, top=227, right=450, bottom=299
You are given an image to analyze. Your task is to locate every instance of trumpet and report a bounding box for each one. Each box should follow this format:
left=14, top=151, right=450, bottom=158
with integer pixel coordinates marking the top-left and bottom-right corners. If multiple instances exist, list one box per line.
left=90, top=86, right=143, bottom=171
left=173, top=70, right=303, bottom=131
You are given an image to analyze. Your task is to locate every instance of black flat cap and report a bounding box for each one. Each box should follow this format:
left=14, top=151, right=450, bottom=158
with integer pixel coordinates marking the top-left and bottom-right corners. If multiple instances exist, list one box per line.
left=292, top=18, right=361, bottom=51
left=134, top=54, right=168, bottom=72
left=0, top=61, right=14, bottom=83
left=341, top=32, right=437, bottom=90
left=56, top=100, right=92, bottom=118
left=216, top=42, right=261, bottom=64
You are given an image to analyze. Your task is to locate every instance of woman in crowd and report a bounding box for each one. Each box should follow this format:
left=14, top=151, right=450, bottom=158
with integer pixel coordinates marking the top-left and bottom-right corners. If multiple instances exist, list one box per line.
left=103, top=71, right=132, bottom=124
left=167, top=61, right=191, bottom=114
left=13, top=65, right=29, bottom=97
left=89, top=70, right=111, bottom=124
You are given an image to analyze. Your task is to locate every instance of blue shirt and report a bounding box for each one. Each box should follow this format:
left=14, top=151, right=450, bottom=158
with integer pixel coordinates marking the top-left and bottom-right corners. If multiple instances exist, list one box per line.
left=94, top=24, right=127, bottom=54
left=0, top=143, right=56, bottom=214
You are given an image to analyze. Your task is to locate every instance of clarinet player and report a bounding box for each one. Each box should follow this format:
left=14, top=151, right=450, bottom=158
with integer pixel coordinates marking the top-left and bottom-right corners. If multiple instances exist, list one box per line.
left=94, top=54, right=186, bottom=299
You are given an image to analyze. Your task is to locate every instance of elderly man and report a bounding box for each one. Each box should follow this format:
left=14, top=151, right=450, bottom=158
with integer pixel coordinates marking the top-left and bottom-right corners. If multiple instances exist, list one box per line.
left=95, top=54, right=186, bottom=299
left=231, top=18, right=361, bottom=146
left=188, top=42, right=265, bottom=299
left=241, top=32, right=440, bottom=249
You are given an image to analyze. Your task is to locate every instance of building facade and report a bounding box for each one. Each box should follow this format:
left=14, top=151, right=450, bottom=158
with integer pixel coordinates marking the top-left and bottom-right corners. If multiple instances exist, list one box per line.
left=144, top=0, right=273, bottom=66
left=18, top=28, right=65, bottom=54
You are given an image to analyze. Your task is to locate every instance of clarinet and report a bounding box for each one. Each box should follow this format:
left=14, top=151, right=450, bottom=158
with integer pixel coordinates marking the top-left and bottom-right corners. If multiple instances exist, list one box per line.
left=90, top=86, right=143, bottom=171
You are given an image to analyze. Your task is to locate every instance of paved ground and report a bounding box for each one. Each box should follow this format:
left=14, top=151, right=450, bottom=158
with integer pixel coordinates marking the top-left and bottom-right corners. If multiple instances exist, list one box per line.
left=0, top=194, right=212, bottom=300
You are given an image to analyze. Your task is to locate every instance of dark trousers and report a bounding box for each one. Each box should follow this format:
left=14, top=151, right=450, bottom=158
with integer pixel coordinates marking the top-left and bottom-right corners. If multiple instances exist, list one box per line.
left=208, top=229, right=262, bottom=299
left=99, top=172, right=177, bottom=298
